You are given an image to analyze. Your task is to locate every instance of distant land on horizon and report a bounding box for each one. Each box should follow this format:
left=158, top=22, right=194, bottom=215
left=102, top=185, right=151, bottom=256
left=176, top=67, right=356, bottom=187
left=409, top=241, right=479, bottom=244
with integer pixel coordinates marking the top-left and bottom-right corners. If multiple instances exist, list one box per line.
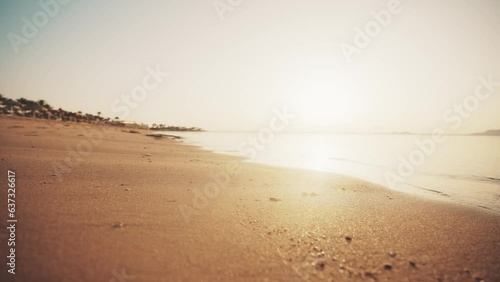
left=386, top=130, right=500, bottom=136
left=471, top=129, right=500, bottom=136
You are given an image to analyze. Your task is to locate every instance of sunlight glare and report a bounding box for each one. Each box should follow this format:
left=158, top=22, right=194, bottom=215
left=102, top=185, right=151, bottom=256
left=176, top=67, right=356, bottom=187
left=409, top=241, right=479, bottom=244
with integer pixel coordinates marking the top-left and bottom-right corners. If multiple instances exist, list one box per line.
left=289, top=70, right=365, bottom=127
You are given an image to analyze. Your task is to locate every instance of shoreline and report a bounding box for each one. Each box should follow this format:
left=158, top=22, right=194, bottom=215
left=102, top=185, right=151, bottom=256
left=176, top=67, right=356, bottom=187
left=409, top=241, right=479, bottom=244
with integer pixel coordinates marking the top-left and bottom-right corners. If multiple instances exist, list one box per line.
left=1, top=116, right=499, bottom=281
left=165, top=131, right=500, bottom=215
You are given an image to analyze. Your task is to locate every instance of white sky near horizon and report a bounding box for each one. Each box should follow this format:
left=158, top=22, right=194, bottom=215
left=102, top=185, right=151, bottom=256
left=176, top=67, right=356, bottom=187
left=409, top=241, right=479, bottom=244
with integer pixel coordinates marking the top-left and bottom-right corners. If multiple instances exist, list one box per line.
left=0, top=0, right=499, bottom=133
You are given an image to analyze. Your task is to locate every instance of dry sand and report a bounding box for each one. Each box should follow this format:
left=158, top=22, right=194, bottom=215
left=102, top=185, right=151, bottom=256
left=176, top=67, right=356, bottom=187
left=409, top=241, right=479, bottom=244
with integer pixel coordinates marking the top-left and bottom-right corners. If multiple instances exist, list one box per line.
left=0, top=116, right=499, bottom=282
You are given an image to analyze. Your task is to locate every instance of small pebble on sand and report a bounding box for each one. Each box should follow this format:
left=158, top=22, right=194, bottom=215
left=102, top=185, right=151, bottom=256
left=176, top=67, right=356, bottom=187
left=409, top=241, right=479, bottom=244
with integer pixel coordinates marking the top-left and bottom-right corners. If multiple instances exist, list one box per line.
left=315, top=262, right=325, bottom=271
left=112, top=222, right=124, bottom=228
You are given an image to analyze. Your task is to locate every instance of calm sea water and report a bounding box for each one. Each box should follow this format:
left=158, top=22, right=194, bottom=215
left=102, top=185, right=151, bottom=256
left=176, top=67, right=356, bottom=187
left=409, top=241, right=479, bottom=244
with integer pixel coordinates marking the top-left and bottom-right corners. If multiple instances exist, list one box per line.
left=166, top=132, right=500, bottom=213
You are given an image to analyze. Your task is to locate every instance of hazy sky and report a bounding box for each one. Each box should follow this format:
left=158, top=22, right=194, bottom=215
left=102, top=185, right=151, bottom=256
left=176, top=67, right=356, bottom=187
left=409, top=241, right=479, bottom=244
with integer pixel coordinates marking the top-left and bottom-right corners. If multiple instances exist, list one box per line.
left=1, top=0, right=499, bottom=133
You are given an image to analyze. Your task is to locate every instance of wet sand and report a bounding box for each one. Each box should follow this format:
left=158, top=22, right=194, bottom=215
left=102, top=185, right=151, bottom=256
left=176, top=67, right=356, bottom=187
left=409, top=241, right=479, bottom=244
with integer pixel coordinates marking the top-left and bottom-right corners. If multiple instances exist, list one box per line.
left=0, top=116, right=499, bottom=282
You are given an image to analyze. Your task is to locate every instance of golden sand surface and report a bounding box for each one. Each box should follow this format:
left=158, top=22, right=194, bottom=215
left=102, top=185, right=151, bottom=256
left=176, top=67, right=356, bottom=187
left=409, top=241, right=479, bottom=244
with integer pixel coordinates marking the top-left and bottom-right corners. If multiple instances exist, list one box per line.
left=0, top=116, right=499, bottom=282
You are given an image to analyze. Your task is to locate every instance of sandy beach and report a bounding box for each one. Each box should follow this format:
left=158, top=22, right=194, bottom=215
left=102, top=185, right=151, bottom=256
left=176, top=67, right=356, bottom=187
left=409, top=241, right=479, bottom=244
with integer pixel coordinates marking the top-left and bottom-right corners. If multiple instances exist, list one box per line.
left=0, top=116, right=499, bottom=282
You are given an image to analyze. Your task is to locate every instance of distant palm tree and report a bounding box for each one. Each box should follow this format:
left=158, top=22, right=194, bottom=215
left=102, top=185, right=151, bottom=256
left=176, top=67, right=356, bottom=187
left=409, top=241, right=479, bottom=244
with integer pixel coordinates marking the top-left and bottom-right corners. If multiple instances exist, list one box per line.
left=2, top=98, right=17, bottom=107
left=14, top=98, right=36, bottom=116
left=17, top=98, right=29, bottom=106
left=38, top=99, right=52, bottom=110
